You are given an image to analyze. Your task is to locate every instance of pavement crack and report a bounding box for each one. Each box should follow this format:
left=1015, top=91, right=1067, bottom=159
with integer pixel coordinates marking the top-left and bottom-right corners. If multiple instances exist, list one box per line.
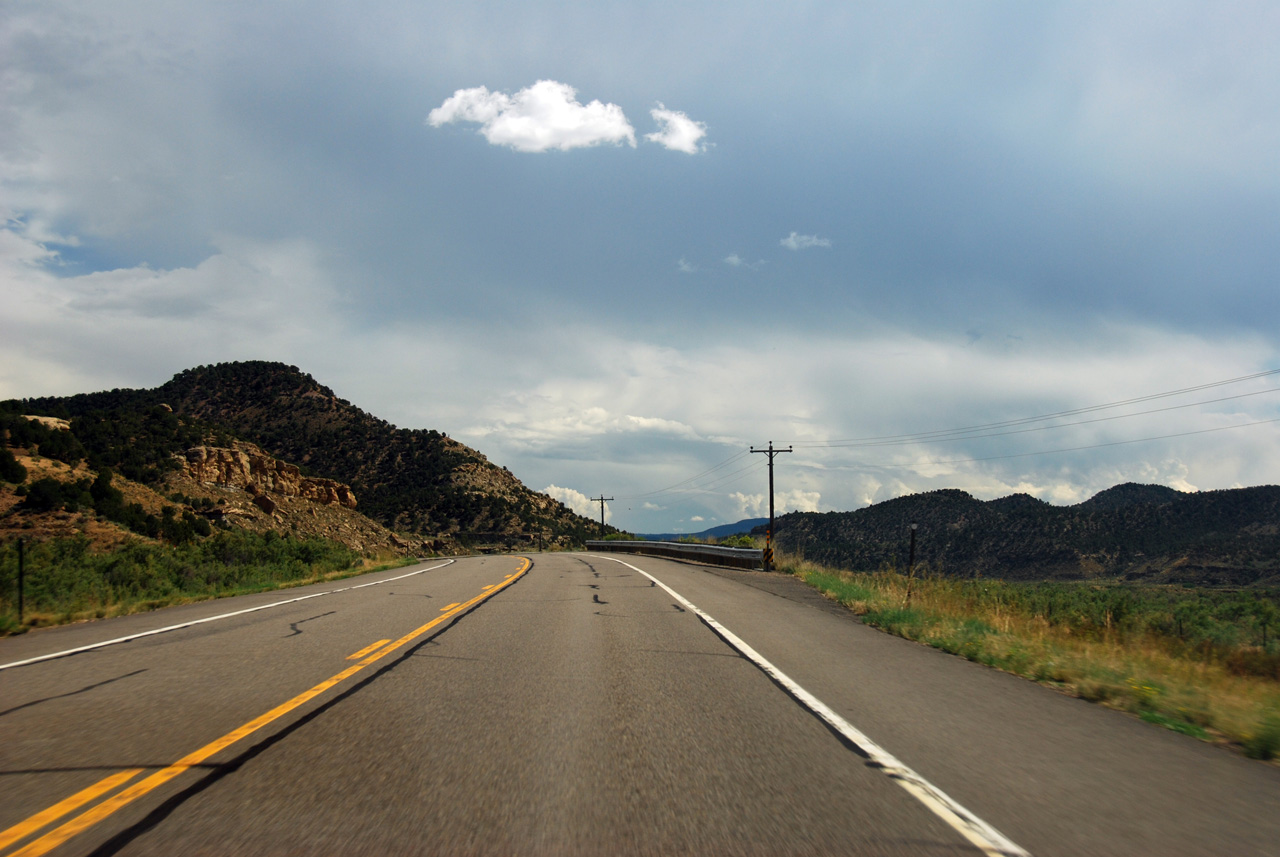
left=284, top=611, right=337, bottom=638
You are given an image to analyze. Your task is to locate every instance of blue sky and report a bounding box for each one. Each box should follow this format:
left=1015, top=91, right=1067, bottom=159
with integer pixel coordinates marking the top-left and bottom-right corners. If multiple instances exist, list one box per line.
left=3, top=1, right=1279, bottom=532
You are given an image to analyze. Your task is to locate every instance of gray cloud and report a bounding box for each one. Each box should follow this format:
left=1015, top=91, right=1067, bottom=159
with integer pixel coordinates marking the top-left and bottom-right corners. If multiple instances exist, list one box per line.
left=3, top=1, right=1279, bottom=532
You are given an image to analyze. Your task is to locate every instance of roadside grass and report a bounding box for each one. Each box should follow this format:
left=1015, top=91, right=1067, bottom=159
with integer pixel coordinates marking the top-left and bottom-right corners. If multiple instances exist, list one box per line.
left=779, top=553, right=1280, bottom=760
left=0, top=533, right=416, bottom=636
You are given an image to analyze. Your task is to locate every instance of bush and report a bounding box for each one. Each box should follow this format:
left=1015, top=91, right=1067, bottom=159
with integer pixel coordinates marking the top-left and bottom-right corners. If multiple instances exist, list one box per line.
left=1243, top=717, right=1280, bottom=760
left=0, top=531, right=364, bottom=623
left=22, top=478, right=91, bottom=513
left=0, top=447, right=26, bottom=483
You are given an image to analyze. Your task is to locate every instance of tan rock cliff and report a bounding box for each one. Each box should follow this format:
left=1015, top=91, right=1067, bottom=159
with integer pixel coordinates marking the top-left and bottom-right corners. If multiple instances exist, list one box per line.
left=179, top=444, right=357, bottom=508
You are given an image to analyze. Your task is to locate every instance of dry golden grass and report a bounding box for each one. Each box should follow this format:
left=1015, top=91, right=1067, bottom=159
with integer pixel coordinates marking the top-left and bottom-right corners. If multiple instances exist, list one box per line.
left=779, top=552, right=1280, bottom=760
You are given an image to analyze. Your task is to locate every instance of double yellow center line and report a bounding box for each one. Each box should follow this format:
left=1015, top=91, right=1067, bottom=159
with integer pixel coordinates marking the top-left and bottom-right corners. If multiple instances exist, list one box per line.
left=0, top=557, right=530, bottom=857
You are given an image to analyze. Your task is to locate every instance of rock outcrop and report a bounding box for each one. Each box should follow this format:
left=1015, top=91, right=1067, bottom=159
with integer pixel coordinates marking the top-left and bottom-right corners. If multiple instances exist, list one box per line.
left=179, top=445, right=357, bottom=508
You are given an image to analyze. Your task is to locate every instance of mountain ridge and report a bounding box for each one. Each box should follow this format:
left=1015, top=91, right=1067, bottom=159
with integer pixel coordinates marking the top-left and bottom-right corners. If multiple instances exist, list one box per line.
left=775, top=483, right=1280, bottom=586
left=11, top=361, right=606, bottom=545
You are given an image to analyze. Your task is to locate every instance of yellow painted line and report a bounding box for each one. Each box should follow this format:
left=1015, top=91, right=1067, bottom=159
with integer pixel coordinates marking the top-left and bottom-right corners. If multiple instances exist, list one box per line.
left=8, top=557, right=531, bottom=857
left=346, top=639, right=391, bottom=660
left=481, top=585, right=495, bottom=590
left=440, top=602, right=461, bottom=611
left=0, top=769, right=142, bottom=851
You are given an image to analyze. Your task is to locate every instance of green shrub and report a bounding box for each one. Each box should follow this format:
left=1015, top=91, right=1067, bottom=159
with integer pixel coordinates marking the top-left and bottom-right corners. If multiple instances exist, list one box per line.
left=0, top=447, right=26, bottom=483
left=1243, top=717, right=1280, bottom=760
left=0, top=531, right=364, bottom=626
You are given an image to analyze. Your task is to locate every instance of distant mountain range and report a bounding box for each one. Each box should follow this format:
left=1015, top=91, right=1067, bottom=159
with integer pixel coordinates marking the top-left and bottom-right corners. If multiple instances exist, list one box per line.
left=11, top=361, right=605, bottom=544
left=636, top=518, right=767, bottom=542
left=775, top=484, right=1280, bottom=586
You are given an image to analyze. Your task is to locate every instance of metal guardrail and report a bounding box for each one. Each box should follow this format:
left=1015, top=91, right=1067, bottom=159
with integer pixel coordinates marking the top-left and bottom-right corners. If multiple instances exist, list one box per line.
left=586, top=540, right=763, bottom=570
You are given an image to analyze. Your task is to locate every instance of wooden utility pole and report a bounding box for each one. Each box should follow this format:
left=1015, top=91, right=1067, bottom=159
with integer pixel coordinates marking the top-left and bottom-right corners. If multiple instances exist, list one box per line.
left=592, top=495, right=613, bottom=538
left=750, top=442, right=791, bottom=572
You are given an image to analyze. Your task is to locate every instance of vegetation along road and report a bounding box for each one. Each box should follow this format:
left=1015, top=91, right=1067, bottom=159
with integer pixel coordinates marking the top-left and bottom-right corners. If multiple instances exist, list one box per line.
left=2, top=553, right=1278, bottom=856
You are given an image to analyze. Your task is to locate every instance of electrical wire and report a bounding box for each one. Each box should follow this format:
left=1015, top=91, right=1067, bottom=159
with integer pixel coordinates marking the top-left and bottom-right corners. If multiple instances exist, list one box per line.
left=616, top=367, right=1280, bottom=503
left=618, top=449, right=752, bottom=499
left=794, top=387, right=1280, bottom=451
left=792, top=416, right=1280, bottom=471
left=789, top=368, right=1280, bottom=449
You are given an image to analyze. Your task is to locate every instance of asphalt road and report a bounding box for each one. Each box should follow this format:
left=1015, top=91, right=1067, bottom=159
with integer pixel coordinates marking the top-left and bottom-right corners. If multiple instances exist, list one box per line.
left=1, top=552, right=1278, bottom=856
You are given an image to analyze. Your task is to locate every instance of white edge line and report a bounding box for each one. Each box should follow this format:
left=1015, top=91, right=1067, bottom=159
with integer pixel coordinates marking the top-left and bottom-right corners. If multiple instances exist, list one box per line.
left=591, top=554, right=1030, bottom=857
left=0, top=559, right=456, bottom=671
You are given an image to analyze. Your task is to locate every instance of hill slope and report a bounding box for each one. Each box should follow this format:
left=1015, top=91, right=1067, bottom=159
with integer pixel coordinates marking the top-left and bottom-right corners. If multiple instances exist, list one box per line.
left=13, top=362, right=604, bottom=544
left=637, top=518, right=768, bottom=542
left=776, top=484, right=1280, bottom=586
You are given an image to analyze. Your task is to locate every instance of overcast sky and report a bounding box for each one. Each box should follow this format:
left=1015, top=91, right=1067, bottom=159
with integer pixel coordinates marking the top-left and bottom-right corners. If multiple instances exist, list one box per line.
left=3, top=1, right=1279, bottom=533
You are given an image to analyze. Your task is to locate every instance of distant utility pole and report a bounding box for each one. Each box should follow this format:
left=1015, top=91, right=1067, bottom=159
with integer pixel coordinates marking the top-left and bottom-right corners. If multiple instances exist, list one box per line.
left=750, top=441, right=792, bottom=572
left=592, top=495, right=613, bottom=538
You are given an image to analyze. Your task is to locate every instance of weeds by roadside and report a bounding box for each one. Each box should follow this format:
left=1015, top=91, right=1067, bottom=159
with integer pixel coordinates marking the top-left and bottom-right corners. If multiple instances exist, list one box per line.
left=778, top=553, right=1280, bottom=760
left=0, top=532, right=414, bottom=635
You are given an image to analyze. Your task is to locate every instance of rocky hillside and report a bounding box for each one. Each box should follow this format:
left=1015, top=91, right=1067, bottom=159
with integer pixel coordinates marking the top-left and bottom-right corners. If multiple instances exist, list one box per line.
left=12, top=361, right=604, bottom=544
left=775, top=484, right=1280, bottom=586
left=0, top=433, right=417, bottom=557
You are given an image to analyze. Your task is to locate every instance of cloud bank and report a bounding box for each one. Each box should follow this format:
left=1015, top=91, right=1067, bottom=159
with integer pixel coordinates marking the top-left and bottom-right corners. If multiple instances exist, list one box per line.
left=543, top=484, right=609, bottom=522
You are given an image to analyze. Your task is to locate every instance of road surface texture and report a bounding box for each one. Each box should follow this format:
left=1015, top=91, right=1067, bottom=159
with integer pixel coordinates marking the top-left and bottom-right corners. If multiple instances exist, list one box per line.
left=2, top=552, right=1278, bottom=856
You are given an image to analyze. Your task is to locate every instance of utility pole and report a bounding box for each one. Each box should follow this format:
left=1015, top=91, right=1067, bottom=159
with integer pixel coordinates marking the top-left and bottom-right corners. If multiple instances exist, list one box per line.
left=904, top=522, right=918, bottom=606
left=591, top=495, right=613, bottom=539
left=750, top=441, right=791, bottom=572
left=907, top=522, right=918, bottom=576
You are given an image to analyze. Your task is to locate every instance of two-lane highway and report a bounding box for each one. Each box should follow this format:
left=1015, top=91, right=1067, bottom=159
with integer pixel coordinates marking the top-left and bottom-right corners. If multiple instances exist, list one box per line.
left=2, top=553, right=1278, bottom=855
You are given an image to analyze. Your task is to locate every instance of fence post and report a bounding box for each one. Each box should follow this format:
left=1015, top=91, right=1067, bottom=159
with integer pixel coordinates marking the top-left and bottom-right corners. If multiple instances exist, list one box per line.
left=17, top=537, right=24, bottom=627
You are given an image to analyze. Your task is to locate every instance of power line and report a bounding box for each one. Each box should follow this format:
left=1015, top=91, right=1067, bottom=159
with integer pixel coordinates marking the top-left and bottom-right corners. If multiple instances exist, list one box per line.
left=789, top=416, right=1280, bottom=471
left=663, top=459, right=766, bottom=495
left=613, top=367, right=1280, bottom=512
left=797, top=387, right=1280, bottom=451
left=622, top=450, right=751, bottom=499
left=789, top=368, right=1280, bottom=449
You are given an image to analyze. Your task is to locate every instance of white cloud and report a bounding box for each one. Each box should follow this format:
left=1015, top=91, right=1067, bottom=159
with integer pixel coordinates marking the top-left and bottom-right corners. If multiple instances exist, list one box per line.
left=542, top=484, right=609, bottom=521
left=724, top=253, right=765, bottom=270
left=731, top=492, right=766, bottom=518
left=778, top=489, right=821, bottom=513
left=690, top=515, right=704, bottom=522
left=780, top=232, right=832, bottom=251
left=677, top=257, right=696, bottom=273
left=427, top=80, right=636, bottom=152
left=645, top=103, right=708, bottom=154
left=730, top=489, right=820, bottom=517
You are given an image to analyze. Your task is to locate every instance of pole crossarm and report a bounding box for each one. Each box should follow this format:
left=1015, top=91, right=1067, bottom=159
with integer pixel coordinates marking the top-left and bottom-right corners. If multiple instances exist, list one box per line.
left=750, top=442, right=792, bottom=572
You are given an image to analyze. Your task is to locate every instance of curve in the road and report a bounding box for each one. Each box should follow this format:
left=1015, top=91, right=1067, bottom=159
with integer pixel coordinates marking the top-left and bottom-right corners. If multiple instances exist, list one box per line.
left=0, top=558, right=525, bottom=857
